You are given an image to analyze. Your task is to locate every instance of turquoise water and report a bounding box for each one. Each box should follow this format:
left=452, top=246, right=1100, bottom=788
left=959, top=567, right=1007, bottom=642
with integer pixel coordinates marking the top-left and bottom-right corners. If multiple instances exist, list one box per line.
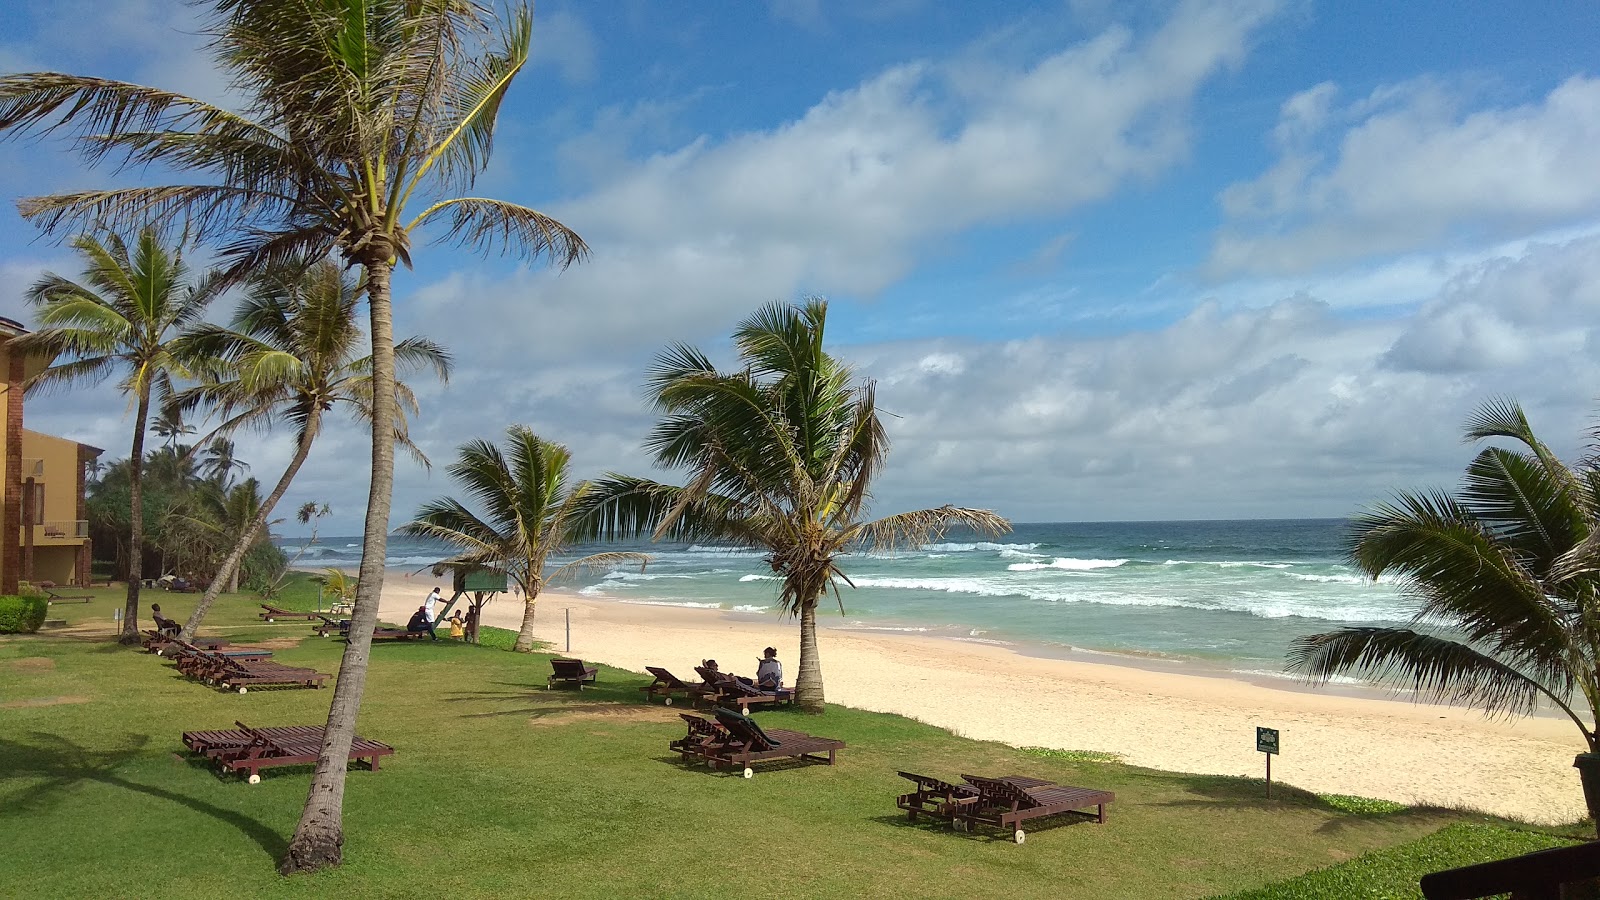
left=282, top=519, right=1409, bottom=676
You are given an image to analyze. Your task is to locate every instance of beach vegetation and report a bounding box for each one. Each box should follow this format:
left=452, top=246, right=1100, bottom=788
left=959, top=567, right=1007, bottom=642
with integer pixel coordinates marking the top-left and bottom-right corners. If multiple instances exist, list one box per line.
left=577, top=299, right=1010, bottom=713
left=1317, top=793, right=1409, bottom=816
left=1021, top=746, right=1126, bottom=763
left=15, top=228, right=221, bottom=643
left=0, top=593, right=49, bottom=633
left=401, top=426, right=650, bottom=653
left=0, top=0, right=586, bottom=871
left=170, top=259, right=450, bottom=641
left=1290, top=398, right=1600, bottom=831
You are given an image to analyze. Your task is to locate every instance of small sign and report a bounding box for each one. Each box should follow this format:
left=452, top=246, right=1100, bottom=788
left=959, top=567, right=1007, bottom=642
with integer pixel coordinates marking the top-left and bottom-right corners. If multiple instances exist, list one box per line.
left=1256, top=727, right=1279, bottom=755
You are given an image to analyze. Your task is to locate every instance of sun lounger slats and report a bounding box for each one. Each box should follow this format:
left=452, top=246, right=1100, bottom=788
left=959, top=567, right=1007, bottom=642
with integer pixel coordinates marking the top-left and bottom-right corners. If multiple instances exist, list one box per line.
left=259, top=604, right=325, bottom=622
left=213, top=657, right=328, bottom=692
left=181, top=722, right=393, bottom=783
left=955, top=773, right=1114, bottom=842
left=642, top=666, right=709, bottom=706
left=672, top=709, right=844, bottom=776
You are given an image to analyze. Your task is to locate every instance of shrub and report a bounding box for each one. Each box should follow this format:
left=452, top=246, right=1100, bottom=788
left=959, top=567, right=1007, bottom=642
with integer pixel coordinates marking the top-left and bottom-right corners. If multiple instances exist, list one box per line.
left=0, top=593, right=49, bottom=633
left=1019, top=746, right=1124, bottom=763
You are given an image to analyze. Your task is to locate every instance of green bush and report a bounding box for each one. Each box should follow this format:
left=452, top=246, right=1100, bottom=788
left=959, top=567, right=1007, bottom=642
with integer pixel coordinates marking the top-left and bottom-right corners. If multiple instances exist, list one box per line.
left=0, top=593, right=49, bottom=633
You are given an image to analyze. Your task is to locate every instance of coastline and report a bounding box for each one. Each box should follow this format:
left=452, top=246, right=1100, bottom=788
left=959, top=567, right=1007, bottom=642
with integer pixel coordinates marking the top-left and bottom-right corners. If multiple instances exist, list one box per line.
left=374, top=572, right=1584, bottom=824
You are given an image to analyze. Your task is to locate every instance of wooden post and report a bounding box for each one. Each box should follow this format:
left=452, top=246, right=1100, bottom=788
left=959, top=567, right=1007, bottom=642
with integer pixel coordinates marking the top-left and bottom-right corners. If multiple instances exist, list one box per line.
left=1266, top=752, right=1272, bottom=799
left=565, top=607, right=570, bottom=653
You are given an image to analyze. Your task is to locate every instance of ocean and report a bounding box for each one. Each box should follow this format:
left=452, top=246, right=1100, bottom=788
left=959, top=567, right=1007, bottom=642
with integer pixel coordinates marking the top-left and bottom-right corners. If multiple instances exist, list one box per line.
left=278, top=518, right=1411, bottom=681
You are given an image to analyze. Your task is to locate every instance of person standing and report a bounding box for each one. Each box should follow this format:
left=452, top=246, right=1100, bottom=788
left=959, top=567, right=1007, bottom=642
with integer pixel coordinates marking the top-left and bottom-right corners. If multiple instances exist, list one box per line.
left=756, top=647, right=783, bottom=690
left=421, top=586, right=442, bottom=641
left=447, top=610, right=465, bottom=640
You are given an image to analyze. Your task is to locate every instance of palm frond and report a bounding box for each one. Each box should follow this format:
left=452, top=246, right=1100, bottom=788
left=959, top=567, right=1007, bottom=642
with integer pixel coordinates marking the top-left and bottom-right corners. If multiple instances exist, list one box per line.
left=408, top=196, right=588, bottom=267
left=545, top=551, right=651, bottom=585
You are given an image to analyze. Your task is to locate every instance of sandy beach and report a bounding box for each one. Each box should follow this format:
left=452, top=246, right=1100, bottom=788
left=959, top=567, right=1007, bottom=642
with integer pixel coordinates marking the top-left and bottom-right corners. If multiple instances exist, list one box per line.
left=378, top=577, right=1584, bottom=824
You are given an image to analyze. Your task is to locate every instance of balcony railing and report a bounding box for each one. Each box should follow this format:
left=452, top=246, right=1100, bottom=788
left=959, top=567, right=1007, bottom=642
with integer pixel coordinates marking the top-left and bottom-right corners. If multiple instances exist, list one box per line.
left=30, top=520, right=88, bottom=540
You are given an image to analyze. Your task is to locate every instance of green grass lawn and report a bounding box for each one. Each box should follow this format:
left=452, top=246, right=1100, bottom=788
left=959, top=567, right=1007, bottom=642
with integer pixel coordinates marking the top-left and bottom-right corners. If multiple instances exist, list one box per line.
left=2, top=587, right=1582, bottom=899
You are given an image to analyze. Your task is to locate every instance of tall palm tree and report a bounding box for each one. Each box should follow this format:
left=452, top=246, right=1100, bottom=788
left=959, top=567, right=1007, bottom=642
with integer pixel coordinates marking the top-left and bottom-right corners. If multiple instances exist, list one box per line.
left=1289, top=398, right=1600, bottom=830
left=579, top=300, right=1011, bottom=712
left=402, top=426, right=649, bottom=653
left=0, top=0, right=583, bottom=870
left=15, top=228, right=219, bottom=643
left=173, top=259, right=450, bottom=641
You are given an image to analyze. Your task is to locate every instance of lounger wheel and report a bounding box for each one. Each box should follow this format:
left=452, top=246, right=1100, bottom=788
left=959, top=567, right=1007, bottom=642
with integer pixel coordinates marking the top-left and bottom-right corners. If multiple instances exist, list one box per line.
left=1014, top=830, right=1025, bottom=845
left=237, top=686, right=248, bottom=694
left=742, top=767, right=754, bottom=779
left=664, top=697, right=672, bottom=706
left=265, top=617, right=275, bottom=623
left=248, top=774, right=261, bottom=785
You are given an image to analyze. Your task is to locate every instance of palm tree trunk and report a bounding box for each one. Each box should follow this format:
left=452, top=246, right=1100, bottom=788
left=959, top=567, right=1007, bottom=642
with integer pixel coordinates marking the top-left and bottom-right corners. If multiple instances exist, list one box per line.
left=281, top=255, right=397, bottom=875
left=794, top=597, right=825, bottom=713
left=179, top=412, right=320, bottom=641
left=513, top=584, right=539, bottom=653
left=121, top=388, right=150, bottom=644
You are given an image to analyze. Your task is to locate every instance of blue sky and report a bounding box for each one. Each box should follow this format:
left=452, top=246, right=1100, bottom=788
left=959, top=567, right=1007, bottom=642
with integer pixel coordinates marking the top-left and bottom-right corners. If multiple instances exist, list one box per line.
left=3, top=0, right=1600, bottom=533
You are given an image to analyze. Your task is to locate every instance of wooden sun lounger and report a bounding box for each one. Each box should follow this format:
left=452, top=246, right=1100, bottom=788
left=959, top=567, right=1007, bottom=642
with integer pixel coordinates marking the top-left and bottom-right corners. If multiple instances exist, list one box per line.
left=642, top=666, right=709, bottom=706
left=178, top=647, right=274, bottom=683
left=370, top=626, right=429, bottom=641
left=956, top=774, right=1113, bottom=843
left=897, top=771, right=981, bottom=825
left=195, top=721, right=393, bottom=783
left=548, top=658, right=598, bottom=690
left=143, top=631, right=229, bottom=653
left=213, top=656, right=328, bottom=693
left=669, top=712, right=734, bottom=761
left=259, top=603, right=324, bottom=622
left=313, top=614, right=350, bottom=637
left=683, top=707, right=843, bottom=778
left=182, top=724, right=327, bottom=755
left=45, top=589, right=93, bottom=604
left=707, top=671, right=794, bottom=714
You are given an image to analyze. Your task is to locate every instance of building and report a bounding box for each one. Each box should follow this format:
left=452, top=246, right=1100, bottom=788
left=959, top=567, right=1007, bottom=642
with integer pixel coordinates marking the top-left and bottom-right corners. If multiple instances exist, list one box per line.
left=0, top=316, right=101, bottom=593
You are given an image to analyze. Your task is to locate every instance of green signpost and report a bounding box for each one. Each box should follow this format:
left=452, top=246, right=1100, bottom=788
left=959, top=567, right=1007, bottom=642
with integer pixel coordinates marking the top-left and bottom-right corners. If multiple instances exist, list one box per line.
left=1257, top=727, right=1280, bottom=798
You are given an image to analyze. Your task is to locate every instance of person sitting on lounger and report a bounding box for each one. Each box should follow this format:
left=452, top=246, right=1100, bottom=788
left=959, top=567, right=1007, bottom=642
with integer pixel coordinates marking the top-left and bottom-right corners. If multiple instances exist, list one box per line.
left=151, top=603, right=180, bottom=636
left=407, top=606, right=430, bottom=636
left=756, top=647, right=783, bottom=690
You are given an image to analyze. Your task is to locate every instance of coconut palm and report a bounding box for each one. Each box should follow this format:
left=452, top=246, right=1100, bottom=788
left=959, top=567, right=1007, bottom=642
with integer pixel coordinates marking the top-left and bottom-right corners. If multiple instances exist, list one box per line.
left=0, top=0, right=583, bottom=869
left=198, top=437, right=249, bottom=488
left=15, top=228, right=220, bottom=642
left=151, top=406, right=197, bottom=449
left=401, top=426, right=649, bottom=653
left=172, top=259, right=450, bottom=641
left=578, top=300, right=1011, bottom=712
left=1289, top=398, right=1600, bottom=829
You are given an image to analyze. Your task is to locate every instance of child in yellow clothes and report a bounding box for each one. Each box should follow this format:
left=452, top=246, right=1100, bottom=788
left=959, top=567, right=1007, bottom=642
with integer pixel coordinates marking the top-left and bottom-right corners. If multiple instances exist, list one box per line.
left=447, top=610, right=465, bottom=639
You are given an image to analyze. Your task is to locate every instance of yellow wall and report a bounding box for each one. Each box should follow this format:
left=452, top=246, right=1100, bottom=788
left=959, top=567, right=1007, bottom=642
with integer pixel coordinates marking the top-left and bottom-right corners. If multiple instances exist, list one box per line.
left=22, top=430, right=86, bottom=531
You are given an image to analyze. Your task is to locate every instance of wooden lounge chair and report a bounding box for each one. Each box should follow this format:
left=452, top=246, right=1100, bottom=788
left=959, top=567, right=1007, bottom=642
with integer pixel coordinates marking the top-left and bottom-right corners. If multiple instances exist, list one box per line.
left=641, top=666, right=709, bottom=706
left=182, top=724, right=327, bottom=756
left=689, top=707, right=844, bottom=778
left=547, top=658, right=598, bottom=690
left=143, top=631, right=228, bottom=653
left=706, top=671, right=794, bottom=714
left=956, top=774, right=1114, bottom=843
left=176, top=646, right=274, bottom=683
left=45, top=589, right=93, bottom=604
left=313, top=614, right=350, bottom=637
left=669, top=713, right=729, bottom=761
left=194, top=721, right=393, bottom=783
left=212, top=656, right=328, bottom=693
left=897, top=771, right=981, bottom=825
left=259, top=603, right=324, bottom=622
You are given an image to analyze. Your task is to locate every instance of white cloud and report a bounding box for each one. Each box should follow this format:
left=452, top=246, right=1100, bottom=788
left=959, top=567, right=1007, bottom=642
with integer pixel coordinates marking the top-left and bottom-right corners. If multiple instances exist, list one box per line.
left=529, top=10, right=598, bottom=85
left=1212, top=75, right=1600, bottom=275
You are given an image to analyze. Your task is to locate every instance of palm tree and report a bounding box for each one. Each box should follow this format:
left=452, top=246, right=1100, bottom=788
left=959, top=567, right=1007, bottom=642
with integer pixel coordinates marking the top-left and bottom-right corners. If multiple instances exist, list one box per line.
left=579, top=300, right=1011, bottom=712
left=173, top=259, right=450, bottom=641
left=198, top=437, right=249, bottom=488
left=1289, top=398, right=1600, bottom=831
left=150, top=406, right=196, bottom=449
left=0, top=0, right=583, bottom=870
left=402, top=427, right=649, bottom=653
left=15, top=228, right=219, bottom=643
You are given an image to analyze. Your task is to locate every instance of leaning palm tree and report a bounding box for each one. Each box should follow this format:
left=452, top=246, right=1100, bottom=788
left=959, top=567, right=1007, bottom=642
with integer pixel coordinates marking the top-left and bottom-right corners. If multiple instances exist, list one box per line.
left=0, top=0, right=583, bottom=870
left=1289, top=398, right=1600, bottom=831
left=402, top=426, right=649, bottom=653
left=172, top=259, right=450, bottom=641
left=15, top=228, right=220, bottom=642
left=579, top=300, right=1011, bottom=712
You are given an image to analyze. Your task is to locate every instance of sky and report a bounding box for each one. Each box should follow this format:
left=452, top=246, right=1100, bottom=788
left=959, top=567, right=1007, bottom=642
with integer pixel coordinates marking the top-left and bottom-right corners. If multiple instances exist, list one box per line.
left=2, top=0, right=1600, bottom=534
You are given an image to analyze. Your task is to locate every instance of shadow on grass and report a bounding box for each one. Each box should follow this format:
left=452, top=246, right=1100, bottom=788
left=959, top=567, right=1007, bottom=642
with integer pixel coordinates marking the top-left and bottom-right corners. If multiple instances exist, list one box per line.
left=0, top=731, right=287, bottom=858
left=1159, top=772, right=1453, bottom=834
left=869, top=810, right=1102, bottom=842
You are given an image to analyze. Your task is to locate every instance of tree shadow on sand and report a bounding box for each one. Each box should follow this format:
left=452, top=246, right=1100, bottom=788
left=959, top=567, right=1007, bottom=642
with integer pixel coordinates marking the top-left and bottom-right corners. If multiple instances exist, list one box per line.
left=0, top=731, right=287, bottom=857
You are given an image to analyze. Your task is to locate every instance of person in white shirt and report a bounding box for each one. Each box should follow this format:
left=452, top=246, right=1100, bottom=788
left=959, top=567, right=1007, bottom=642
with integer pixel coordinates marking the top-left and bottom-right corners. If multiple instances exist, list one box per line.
left=756, top=647, right=783, bottom=691
left=421, top=587, right=442, bottom=641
